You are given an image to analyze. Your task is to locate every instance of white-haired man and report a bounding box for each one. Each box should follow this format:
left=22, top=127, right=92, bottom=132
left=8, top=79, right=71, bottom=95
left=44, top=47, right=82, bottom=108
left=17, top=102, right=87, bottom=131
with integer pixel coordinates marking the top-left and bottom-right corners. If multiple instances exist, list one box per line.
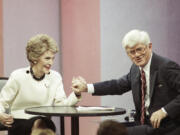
left=72, top=29, right=180, bottom=135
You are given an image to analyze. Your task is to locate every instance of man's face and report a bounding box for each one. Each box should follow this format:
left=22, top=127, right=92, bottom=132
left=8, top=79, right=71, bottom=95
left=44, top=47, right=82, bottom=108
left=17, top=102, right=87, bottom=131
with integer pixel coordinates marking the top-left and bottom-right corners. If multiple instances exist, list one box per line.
left=125, top=43, right=152, bottom=67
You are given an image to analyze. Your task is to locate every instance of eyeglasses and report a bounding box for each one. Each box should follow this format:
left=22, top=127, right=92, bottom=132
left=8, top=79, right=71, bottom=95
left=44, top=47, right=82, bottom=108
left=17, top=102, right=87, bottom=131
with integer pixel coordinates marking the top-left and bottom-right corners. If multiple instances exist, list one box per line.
left=127, top=46, right=147, bottom=56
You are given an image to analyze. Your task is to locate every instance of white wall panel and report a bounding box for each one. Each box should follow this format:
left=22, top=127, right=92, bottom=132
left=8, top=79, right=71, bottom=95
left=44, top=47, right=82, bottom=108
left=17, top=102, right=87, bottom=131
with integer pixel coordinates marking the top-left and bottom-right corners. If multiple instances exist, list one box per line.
left=3, top=0, right=61, bottom=76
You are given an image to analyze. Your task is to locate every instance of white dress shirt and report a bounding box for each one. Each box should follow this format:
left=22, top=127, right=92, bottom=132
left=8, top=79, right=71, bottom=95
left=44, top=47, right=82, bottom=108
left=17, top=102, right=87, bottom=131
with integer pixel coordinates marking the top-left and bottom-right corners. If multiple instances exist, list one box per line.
left=140, top=53, right=152, bottom=114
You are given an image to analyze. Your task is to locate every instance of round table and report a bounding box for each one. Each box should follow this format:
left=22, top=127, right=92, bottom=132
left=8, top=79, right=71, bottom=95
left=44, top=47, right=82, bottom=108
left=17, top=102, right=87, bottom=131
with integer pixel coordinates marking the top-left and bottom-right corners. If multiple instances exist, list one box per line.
left=25, top=106, right=126, bottom=135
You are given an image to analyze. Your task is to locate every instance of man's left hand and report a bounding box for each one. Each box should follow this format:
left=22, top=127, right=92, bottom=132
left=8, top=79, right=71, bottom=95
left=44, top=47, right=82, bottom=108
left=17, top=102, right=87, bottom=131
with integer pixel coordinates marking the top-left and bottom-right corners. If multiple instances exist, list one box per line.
left=150, top=109, right=167, bottom=128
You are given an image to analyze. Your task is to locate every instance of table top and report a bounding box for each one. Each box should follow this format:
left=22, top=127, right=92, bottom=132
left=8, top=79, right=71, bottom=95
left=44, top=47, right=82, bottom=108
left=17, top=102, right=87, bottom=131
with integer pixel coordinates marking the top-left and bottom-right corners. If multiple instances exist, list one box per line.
left=25, top=106, right=126, bottom=117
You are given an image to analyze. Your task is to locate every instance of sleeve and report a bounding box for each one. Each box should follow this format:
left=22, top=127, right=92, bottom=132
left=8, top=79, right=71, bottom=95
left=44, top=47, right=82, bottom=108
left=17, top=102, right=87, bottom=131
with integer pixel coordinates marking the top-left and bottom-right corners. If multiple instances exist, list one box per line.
left=163, top=61, right=180, bottom=118
left=93, top=72, right=131, bottom=96
left=53, top=75, right=80, bottom=106
left=0, top=72, right=19, bottom=113
left=87, top=84, right=95, bottom=93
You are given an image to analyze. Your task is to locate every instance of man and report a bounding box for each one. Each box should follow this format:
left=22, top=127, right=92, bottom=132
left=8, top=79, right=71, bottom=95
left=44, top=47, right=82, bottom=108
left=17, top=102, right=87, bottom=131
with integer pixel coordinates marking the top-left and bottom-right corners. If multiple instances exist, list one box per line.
left=72, top=29, right=180, bottom=135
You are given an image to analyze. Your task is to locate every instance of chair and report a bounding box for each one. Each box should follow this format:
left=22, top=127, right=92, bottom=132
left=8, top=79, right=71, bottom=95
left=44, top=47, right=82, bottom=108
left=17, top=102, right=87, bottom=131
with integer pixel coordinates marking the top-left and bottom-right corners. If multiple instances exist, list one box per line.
left=123, top=109, right=136, bottom=127
left=0, top=77, right=8, bottom=90
left=0, top=77, right=9, bottom=131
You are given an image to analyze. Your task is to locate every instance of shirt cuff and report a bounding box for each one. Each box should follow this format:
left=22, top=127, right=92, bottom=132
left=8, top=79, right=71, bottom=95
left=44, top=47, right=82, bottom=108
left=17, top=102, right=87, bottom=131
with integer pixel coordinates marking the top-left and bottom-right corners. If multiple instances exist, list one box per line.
left=87, top=84, right=94, bottom=93
left=161, top=107, right=168, bottom=115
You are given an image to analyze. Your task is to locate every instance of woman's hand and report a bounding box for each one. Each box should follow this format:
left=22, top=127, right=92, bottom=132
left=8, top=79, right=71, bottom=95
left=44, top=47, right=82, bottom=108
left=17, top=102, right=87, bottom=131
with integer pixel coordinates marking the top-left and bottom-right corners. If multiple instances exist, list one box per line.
left=72, top=76, right=88, bottom=94
left=0, top=113, right=14, bottom=127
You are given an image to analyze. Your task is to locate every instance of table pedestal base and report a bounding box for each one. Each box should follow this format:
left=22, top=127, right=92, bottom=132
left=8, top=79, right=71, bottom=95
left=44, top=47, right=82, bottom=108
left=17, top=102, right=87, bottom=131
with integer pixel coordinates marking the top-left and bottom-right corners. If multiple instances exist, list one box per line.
left=71, top=117, right=79, bottom=135
left=60, top=116, right=79, bottom=135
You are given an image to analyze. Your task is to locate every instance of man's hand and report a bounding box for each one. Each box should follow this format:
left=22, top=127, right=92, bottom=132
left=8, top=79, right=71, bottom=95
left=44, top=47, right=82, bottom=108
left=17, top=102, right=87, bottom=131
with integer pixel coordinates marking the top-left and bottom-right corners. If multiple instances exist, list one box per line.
left=72, top=76, right=88, bottom=95
left=150, top=109, right=167, bottom=128
left=0, top=113, right=14, bottom=127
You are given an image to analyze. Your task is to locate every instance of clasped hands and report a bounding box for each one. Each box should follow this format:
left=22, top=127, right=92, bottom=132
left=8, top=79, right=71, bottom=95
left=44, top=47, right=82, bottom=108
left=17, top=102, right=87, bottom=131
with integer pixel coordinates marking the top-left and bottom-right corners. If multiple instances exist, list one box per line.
left=72, top=76, right=88, bottom=96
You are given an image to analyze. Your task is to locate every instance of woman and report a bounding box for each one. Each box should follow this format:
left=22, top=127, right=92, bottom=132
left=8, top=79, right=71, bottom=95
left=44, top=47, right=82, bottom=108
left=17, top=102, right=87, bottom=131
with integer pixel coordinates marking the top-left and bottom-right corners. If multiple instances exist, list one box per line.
left=0, top=34, right=81, bottom=135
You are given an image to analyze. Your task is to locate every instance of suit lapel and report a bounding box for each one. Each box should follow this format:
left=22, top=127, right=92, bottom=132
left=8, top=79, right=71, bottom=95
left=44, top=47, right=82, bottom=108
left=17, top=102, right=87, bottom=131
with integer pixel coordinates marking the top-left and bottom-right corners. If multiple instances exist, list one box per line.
left=150, top=69, right=157, bottom=99
left=149, top=53, right=158, bottom=99
left=132, top=66, right=141, bottom=108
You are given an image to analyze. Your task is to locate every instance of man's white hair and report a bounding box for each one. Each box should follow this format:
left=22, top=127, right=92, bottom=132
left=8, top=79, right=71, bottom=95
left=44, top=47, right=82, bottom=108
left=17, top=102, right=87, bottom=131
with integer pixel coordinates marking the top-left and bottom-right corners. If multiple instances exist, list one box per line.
left=122, top=29, right=151, bottom=48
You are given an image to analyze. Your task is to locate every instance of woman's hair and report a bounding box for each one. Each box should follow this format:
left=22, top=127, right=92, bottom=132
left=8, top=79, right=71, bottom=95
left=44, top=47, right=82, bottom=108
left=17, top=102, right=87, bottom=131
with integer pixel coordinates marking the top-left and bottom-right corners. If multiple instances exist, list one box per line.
left=31, top=129, right=55, bottom=135
left=97, top=120, right=127, bottom=135
left=26, top=34, right=58, bottom=66
left=122, top=29, right=151, bottom=48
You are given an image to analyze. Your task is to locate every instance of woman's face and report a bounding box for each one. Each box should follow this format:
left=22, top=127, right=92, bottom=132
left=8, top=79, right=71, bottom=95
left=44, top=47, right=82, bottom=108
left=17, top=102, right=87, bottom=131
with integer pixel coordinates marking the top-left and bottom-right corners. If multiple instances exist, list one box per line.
left=34, top=50, right=55, bottom=75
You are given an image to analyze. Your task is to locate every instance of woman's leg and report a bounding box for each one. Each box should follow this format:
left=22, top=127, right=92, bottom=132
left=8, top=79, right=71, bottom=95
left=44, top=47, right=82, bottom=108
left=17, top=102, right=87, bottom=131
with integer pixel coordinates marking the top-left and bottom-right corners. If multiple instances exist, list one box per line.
left=8, top=119, right=29, bottom=135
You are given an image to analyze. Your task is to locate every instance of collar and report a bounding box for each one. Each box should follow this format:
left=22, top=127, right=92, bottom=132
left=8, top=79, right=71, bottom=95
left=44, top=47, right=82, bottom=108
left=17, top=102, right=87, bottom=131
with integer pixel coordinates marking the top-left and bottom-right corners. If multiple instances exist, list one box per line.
left=30, top=67, right=45, bottom=81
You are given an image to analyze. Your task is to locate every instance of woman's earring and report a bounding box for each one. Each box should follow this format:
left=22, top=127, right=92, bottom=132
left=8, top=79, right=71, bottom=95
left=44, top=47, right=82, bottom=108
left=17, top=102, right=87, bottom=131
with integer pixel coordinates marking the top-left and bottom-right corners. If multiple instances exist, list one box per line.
left=33, top=61, right=37, bottom=64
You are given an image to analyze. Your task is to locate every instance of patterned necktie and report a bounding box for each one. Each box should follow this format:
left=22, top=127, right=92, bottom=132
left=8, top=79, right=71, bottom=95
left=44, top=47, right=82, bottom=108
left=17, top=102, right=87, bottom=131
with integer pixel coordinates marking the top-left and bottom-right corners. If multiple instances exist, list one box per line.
left=140, top=69, right=146, bottom=124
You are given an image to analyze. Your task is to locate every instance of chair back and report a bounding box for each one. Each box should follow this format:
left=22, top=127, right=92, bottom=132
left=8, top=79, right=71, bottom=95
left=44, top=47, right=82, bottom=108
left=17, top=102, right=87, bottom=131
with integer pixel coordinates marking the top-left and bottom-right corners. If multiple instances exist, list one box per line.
left=0, top=77, right=8, bottom=131
left=0, top=77, right=8, bottom=91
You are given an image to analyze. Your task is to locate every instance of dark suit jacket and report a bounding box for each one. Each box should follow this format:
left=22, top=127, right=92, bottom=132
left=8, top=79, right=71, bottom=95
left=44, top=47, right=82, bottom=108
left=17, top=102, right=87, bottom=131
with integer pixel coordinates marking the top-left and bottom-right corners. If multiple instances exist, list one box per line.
left=93, top=53, right=180, bottom=129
